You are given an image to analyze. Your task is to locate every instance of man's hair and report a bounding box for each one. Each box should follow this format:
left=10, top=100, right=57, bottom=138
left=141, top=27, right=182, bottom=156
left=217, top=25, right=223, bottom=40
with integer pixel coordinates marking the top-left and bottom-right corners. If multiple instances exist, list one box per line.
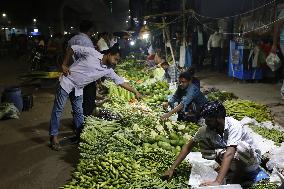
left=179, top=71, right=192, bottom=81
left=101, top=46, right=120, bottom=56
left=79, top=20, right=94, bottom=33
left=161, top=61, right=169, bottom=66
left=187, top=66, right=195, bottom=76
left=99, top=32, right=108, bottom=39
left=200, top=101, right=226, bottom=119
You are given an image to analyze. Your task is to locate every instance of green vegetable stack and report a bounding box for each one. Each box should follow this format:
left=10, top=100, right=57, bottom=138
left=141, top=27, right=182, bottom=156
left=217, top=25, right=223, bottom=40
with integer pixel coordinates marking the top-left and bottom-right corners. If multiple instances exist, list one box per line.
left=224, top=100, right=273, bottom=122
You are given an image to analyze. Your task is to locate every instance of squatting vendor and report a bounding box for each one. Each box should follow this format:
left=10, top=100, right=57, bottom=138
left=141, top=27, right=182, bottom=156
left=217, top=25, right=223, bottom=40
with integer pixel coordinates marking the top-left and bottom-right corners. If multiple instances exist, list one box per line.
left=163, top=101, right=269, bottom=187
left=161, top=71, right=207, bottom=122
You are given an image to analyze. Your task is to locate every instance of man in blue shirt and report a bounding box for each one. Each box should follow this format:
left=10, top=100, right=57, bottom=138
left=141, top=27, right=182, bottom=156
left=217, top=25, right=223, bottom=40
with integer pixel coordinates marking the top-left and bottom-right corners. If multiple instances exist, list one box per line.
left=272, top=8, right=284, bottom=99
left=161, top=71, right=208, bottom=122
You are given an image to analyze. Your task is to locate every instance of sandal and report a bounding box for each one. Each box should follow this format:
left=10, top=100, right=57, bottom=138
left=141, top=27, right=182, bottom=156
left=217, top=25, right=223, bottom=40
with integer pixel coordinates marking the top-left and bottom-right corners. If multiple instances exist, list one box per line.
left=50, top=142, right=62, bottom=151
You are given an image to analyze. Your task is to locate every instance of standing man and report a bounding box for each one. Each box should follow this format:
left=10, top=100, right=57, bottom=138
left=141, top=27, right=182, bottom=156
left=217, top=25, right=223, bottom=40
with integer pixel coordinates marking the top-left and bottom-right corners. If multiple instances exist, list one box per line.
left=50, top=45, right=142, bottom=150
left=192, top=26, right=206, bottom=71
left=65, top=20, right=98, bottom=116
left=208, top=30, right=223, bottom=72
left=272, top=7, right=284, bottom=99
left=97, top=32, right=109, bottom=52
left=163, top=101, right=267, bottom=186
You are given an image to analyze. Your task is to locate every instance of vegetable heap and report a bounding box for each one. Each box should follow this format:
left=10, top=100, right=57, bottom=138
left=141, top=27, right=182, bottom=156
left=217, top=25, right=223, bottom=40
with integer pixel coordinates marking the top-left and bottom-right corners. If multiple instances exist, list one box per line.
left=61, top=57, right=278, bottom=189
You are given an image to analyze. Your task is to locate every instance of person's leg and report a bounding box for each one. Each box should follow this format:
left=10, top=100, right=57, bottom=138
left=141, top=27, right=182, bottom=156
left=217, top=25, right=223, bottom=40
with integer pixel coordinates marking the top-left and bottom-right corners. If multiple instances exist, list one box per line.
left=49, top=86, right=69, bottom=144
left=70, top=92, right=84, bottom=138
left=83, top=81, right=97, bottom=116
left=211, top=48, right=216, bottom=70
left=216, top=47, right=222, bottom=72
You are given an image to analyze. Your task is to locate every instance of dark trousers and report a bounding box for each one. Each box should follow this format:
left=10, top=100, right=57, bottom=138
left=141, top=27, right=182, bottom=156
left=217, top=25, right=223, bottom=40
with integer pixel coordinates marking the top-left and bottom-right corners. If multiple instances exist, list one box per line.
left=211, top=47, right=222, bottom=72
left=83, top=81, right=97, bottom=116
left=193, top=46, right=205, bottom=71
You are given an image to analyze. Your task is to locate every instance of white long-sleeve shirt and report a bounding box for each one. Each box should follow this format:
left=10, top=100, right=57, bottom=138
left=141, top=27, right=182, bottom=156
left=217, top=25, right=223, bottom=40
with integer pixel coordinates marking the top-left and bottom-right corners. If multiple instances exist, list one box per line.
left=60, top=45, right=124, bottom=96
left=208, top=32, right=223, bottom=50
left=97, top=38, right=109, bottom=52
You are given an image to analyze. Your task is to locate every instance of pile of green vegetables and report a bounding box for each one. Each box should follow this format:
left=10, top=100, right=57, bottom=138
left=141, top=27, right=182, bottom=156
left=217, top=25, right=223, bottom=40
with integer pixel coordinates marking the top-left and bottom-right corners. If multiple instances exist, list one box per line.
left=61, top=58, right=279, bottom=189
left=206, top=90, right=238, bottom=102
left=249, top=125, right=284, bottom=146
left=224, top=100, right=273, bottom=123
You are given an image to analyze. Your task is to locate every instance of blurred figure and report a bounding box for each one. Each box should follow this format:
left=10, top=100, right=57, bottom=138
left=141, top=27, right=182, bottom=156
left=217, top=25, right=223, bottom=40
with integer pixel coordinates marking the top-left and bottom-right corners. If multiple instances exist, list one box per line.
left=208, top=29, right=224, bottom=72
left=192, top=26, right=206, bottom=71
left=97, top=32, right=109, bottom=52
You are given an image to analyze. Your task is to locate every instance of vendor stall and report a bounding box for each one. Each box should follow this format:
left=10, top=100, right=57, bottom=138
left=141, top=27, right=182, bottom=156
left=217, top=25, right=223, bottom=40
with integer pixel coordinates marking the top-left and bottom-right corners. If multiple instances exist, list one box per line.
left=228, top=39, right=263, bottom=81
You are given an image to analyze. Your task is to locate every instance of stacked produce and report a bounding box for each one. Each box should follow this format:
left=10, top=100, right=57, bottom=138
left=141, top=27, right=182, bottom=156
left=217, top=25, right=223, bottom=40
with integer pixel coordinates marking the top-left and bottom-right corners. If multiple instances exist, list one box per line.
left=206, top=90, right=238, bottom=102
left=107, top=82, right=135, bottom=102
left=224, top=100, right=273, bottom=122
left=61, top=57, right=279, bottom=189
left=249, top=125, right=284, bottom=146
left=61, top=113, right=194, bottom=189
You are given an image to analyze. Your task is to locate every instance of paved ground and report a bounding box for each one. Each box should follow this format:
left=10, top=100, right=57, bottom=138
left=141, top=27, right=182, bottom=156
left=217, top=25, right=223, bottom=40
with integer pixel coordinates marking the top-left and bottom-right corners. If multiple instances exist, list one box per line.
left=0, top=57, right=78, bottom=189
left=0, top=57, right=283, bottom=189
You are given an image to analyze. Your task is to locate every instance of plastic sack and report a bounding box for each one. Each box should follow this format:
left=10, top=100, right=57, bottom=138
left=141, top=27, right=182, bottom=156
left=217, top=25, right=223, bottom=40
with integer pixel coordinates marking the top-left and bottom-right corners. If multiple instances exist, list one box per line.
left=0, top=103, right=20, bottom=119
left=266, top=53, right=281, bottom=72
left=266, top=143, right=284, bottom=171
left=188, top=162, right=218, bottom=187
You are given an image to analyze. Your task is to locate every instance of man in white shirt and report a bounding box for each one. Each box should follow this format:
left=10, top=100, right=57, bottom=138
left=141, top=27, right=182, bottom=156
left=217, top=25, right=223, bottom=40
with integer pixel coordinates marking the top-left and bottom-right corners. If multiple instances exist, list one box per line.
left=97, top=32, right=109, bottom=52
left=163, top=101, right=266, bottom=186
left=208, top=30, right=223, bottom=72
left=64, top=20, right=98, bottom=117
left=49, top=45, right=142, bottom=150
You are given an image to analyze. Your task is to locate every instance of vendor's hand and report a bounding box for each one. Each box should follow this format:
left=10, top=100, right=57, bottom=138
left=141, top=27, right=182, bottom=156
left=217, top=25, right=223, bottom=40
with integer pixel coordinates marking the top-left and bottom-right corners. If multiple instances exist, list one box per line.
left=135, top=92, right=143, bottom=100
left=200, top=180, right=221, bottom=186
left=161, top=113, right=171, bottom=120
left=62, top=64, right=70, bottom=76
left=162, top=102, right=169, bottom=110
left=271, top=44, right=277, bottom=54
left=162, top=168, right=175, bottom=181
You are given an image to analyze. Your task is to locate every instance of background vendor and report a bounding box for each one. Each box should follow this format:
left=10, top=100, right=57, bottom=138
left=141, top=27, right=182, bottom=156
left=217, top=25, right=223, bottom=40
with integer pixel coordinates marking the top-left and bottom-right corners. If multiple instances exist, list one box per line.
left=161, top=71, right=207, bottom=122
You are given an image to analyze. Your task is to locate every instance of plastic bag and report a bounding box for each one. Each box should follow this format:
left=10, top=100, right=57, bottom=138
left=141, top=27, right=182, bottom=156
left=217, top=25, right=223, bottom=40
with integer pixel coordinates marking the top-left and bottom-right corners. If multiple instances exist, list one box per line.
left=188, top=162, right=218, bottom=187
left=266, top=143, right=284, bottom=170
left=266, top=53, right=281, bottom=72
left=0, top=103, right=20, bottom=119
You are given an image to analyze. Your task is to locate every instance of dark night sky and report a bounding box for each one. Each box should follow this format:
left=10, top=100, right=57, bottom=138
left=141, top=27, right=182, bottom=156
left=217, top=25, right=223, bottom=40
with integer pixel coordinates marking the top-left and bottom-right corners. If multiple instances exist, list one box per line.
left=0, top=0, right=130, bottom=32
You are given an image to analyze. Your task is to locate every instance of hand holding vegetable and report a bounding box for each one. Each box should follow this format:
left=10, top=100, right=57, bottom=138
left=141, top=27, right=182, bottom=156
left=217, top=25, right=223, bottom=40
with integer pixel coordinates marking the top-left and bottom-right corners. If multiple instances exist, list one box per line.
left=162, top=168, right=175, bottom=181
left=135, top=92, right=143, bottom=100
left=163, top=102, right=169, bottom=110
left=161, top=112, right=171, bottom=120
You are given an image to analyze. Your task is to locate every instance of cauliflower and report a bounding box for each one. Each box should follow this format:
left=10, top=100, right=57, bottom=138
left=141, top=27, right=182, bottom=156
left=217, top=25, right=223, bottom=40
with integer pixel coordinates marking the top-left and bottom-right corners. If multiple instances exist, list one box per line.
left=155, top=124, right=164, bottom=133
left=133, top=124, right=142, bottom=132
left=150, top=130, right=158, bottom=138
left=183, top=133, right=192, bottom=141
left=177, top=124, right=185, bottom=131
left=165, top=122, right=173, bottom=131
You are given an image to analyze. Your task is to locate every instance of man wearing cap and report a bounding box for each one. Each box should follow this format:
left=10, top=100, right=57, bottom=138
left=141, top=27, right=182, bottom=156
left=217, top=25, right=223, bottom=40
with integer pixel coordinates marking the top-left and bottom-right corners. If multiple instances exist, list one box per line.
left=163, top=101, right=268, bottom=186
